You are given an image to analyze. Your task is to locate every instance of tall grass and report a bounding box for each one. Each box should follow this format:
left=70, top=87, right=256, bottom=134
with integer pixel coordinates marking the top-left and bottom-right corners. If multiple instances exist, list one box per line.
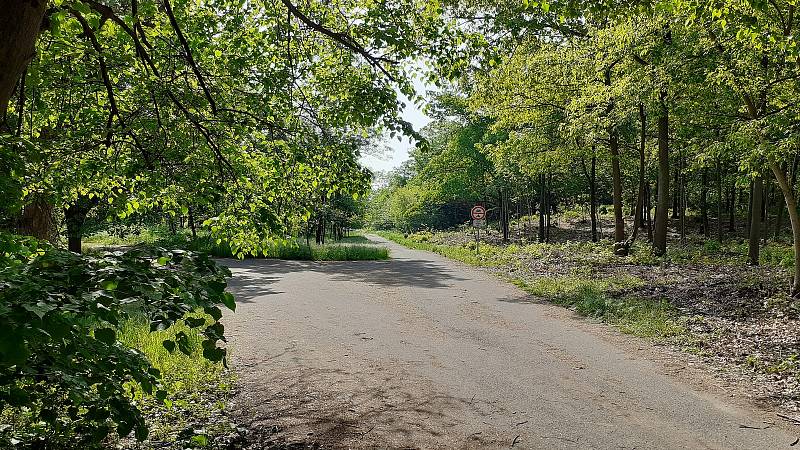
left=85, top=229, right=390, bottom=261
left=186, top=235, right=389, bottom=261
left=116, top=313, right=234, bottom=445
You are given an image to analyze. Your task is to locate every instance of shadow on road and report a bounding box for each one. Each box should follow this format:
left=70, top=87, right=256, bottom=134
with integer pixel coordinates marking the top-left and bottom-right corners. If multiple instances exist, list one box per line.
left=232, top=364, right=500, bottom=448
left=222, top=258, right=468, bottom=304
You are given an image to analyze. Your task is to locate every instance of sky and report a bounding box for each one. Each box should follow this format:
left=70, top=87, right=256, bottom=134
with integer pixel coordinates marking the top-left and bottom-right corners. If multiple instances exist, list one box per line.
left=359, top=77, right=433, bottom=174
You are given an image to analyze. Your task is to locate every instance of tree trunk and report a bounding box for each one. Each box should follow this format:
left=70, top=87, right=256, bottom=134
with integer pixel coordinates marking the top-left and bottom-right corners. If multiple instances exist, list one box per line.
left=653, top=99, right=670, bottom=256
left=763, top=184, right=773, bottom=244
left=646, top=183, right=654, bottom=242
left=610, top=128, right=627, bottom=255
left=700, top=168, right=709, bottom=236
left=18, top=196, right=55, bottom=242
left=0, top=0, right=46, bottom=114
left=546, top=173, right=552, bottom=243
left=748, top=176, right=763, bottom=265
left=188, top=207, right=197, bottom=239
left=64, top=196, right=98, bottom=254
left=716, top=164, right=724, bottom=241
left=671, top=164, right=680, bottom=219
left=625, top=104, right=647, bottom=249
left=590, top=152, right=598, bottom=243
left=769, top=159, right=800, bottom=296
left=538, top=173, right=546, bottom=243
left=678, top=155, right=687, bottom=245
left=500, top=188, right=510, bottom=243
left=728, top=186, right=736, bottom=232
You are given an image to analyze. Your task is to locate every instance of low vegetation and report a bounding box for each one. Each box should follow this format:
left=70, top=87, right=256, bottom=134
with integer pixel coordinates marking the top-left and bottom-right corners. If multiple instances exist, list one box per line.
left=0, top=233, right=236, bottom=448
left=378, top=221, right=800, bottom=413
left=84, top=229, right=389, bottom=261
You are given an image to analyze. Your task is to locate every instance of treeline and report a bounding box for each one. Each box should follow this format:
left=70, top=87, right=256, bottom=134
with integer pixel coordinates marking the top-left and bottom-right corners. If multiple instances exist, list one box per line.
left=369, top=0, right=800, bottom=296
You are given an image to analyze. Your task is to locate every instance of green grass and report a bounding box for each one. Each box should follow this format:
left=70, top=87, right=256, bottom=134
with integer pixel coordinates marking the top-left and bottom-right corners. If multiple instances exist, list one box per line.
left=377, top=230, right=685, bottom=341
left=188, top=235, right=389, bottom=261
left=116, top=313, right=235, bottom=446
left=84, top=229, right=390, bottom=261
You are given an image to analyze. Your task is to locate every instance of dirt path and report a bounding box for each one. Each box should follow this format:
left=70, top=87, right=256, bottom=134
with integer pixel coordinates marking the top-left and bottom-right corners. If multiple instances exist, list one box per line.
left=223, top=235, right=798, bottom=449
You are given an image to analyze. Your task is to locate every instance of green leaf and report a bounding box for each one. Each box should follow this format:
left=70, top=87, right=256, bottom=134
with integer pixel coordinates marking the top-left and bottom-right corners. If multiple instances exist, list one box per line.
left=162, top=339, right=176, bottom=353
left=94, top=327, right=116, bottom=345
left=221, top=292, right=236, bottom=311
left=176, top=331, right=191, bottom=355
left=100, top=279, right=118, bottom=291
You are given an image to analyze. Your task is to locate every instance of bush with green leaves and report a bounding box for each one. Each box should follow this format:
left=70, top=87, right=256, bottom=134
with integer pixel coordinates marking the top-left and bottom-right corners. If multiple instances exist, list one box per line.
left=0, top=232, right=235, bottom=448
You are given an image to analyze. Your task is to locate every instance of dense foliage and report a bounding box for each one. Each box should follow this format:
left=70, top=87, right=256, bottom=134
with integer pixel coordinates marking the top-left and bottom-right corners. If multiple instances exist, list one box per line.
left=369, top=0, right=800, bottom=296
left=0, top=233, right=234, bottom=447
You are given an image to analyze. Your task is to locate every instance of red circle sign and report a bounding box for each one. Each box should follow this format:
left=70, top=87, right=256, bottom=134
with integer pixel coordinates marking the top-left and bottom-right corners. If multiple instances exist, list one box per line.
left=471, top=205, right=486, bottom=220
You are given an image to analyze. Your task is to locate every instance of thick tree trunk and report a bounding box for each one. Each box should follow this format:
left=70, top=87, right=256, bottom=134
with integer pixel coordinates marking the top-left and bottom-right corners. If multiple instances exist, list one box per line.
left=653, top=101, right=670, bottom=255
left=748, top=176, right=763, bottom=265
left=64, top=196, right=98, bottom=254
left=610, top=129, right=627, bottom=256
left=769, top=159, right=800, bottom=296
left=18, top=196, right=55, bottom=242
left=0, top=0, right=46, bottom=114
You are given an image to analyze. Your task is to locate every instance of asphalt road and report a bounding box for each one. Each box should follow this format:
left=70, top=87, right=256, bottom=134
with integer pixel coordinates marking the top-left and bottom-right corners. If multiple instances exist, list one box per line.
left=224, top=235, right=797, bottom=449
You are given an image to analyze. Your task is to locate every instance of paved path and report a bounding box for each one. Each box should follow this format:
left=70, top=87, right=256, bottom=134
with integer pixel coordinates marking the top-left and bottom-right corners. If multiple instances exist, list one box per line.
left=224, top=235, right=797, bottom=449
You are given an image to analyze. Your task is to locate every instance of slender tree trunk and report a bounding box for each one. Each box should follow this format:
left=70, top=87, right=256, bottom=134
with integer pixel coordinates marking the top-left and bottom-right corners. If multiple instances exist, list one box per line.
left=716, top=164, right=724, bottom=241
left=679, top=156, right=687, bottom=246
left=769, top=159, right=800, bottom=296
left=653, top=99, right=670, bottom=256
left=500, top=188, right=510, bottom=243
left=700, top=168, right=709, bottom=237
left=763, top=184, right=773, bottom=244
left=747, top=181, right=754, bottom=235
left=728, top=187, right=736, bottom=232
left=610, top=128, right=627, bottom=255
left=625, top=104, right=647, bottom=249
left=590, top=152, right=598, bottom=242
left=748, top=176, right=763, bottom=265
left=646, top=183, right=654, bottom=242
left=546, top=173, right=552, bottom=243
left=538, top=173, right=546, bottom=243
left=671, top=165, right=680, bottom=219
left=0, top=0, right=47, bottom=114
left=188, top=207, right=197, bottom=239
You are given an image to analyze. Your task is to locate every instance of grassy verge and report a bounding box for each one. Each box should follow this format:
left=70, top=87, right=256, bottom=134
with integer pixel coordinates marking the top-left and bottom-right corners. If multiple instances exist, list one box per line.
left=376, top=230, right=685, bottom=341
left=85, top=231, right=389, bottom=261
left=116, top=313, right=239, bottom=448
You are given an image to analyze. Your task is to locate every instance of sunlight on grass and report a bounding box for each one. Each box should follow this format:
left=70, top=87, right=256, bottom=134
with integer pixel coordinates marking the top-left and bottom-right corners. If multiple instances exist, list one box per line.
left=379, top=230, right=684, bottom=341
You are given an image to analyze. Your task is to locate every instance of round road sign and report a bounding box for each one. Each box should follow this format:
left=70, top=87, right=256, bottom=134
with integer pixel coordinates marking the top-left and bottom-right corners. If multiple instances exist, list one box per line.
left=471, top=205, right=486, bottom=220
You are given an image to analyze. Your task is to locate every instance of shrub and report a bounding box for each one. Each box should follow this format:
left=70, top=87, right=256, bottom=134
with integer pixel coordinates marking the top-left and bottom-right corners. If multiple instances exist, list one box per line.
left=0, top=233, right=235, bottom=448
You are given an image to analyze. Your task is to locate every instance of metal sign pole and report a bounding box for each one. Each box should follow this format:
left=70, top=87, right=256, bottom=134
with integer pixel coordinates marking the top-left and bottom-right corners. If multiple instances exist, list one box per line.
left=476, top=225, right=480, bottom=255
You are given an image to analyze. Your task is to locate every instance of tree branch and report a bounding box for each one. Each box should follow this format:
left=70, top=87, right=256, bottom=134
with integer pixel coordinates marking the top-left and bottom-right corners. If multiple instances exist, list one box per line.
left=161, top=0, right=217, bottom=114
left=280, top=0, right=396, bottom=82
